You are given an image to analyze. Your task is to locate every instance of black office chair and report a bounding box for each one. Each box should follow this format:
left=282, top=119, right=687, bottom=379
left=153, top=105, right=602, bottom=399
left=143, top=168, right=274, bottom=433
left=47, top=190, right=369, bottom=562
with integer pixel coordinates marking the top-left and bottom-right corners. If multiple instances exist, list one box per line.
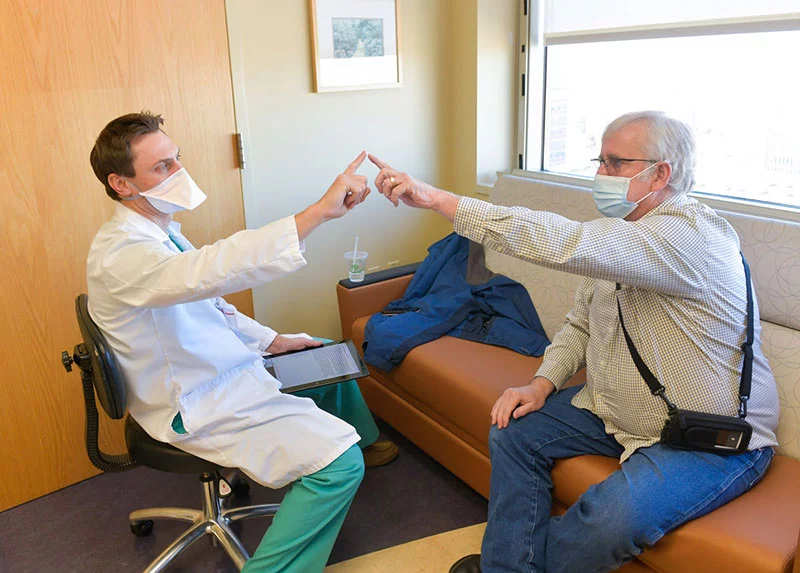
left=61, top=294, right=279, bottom=572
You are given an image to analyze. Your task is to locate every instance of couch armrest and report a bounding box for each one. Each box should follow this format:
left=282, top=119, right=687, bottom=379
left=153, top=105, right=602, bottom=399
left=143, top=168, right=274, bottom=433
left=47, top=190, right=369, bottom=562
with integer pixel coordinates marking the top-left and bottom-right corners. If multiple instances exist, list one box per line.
left=336, top=263, right=419, bottom=338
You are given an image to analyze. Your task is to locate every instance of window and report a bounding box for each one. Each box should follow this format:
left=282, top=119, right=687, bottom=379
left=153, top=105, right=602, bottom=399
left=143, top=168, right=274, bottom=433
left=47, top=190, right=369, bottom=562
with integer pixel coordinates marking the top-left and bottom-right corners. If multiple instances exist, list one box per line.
left=520, top=1, right=800, bottom=212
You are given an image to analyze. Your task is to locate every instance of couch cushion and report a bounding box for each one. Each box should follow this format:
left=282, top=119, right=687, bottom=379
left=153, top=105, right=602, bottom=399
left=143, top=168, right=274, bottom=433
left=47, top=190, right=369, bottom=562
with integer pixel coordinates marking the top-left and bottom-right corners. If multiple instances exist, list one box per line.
left=353, top=316, right=584, bottom=452
left=720, top=209, right=800, bottom=332
left=760, top=321, right=800, bottom=460
left=354, top=312, right=799, bottom=573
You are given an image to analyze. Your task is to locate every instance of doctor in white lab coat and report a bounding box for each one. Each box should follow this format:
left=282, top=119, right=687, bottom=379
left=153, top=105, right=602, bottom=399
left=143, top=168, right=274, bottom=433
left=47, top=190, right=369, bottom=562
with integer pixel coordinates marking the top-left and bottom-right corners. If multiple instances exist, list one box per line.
left=86, top=111, right=375, bottom=573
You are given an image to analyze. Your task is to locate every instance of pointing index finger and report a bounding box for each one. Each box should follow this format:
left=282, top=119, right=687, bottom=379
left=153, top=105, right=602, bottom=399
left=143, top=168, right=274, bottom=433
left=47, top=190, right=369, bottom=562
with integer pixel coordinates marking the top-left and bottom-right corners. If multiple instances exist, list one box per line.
left=368, top=153, right=389, bottom=170
left=345, top=151, right=367, bottom=175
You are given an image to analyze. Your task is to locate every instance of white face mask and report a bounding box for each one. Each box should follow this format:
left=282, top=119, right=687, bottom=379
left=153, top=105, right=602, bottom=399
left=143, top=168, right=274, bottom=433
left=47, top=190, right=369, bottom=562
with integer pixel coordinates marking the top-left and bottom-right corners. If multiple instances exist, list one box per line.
left=121, top=168, right=207, bottom=214
left=592, top=162, right=659, bottom=218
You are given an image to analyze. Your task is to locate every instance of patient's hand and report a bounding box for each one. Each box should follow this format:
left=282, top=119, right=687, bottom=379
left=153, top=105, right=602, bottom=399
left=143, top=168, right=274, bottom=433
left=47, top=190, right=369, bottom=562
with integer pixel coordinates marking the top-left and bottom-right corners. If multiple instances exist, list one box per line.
left=368, top=154, right=437, bottom=209
left=368, top=154, right=459, bottom=221
left=266, top=335, right=323, bottom=354
left=491, top=376, right=555, bottom=429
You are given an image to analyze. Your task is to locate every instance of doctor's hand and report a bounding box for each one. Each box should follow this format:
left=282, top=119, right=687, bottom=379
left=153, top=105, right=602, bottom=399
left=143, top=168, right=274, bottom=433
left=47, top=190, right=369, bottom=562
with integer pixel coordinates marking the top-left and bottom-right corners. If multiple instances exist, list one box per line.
left=491, top=376, right=555, bottom=429
left=368, top=154, right=460, bottom=222
left=317, top=151, right=370, bottom=219
left=266, top=334, right=323, bottom=355
left=295, top=151, right=370, bottom=241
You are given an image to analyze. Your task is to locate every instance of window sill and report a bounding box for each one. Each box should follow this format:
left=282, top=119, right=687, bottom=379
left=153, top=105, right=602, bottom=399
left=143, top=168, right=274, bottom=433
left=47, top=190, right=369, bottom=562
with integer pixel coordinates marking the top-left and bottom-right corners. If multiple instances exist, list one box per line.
left=510, top=169, right=800, bottom=224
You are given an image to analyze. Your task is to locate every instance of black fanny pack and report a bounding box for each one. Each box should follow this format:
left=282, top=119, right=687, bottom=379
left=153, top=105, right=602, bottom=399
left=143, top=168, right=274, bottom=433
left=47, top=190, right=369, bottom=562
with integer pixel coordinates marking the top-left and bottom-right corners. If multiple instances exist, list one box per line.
left=617, top=253, right=754, bottom=455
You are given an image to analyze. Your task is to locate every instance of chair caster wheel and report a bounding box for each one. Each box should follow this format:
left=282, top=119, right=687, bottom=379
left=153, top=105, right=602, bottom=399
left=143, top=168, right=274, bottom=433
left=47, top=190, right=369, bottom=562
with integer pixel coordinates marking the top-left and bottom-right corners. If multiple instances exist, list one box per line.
left=231, top=475, right=250, bottom=498
left=130, top=520, right=154, bottom=537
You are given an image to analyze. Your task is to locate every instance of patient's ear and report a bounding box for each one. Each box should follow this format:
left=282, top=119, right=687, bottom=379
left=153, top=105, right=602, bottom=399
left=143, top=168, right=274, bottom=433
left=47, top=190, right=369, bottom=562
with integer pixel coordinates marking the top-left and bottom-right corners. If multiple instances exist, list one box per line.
left=653, top=162, right=672, bottom=192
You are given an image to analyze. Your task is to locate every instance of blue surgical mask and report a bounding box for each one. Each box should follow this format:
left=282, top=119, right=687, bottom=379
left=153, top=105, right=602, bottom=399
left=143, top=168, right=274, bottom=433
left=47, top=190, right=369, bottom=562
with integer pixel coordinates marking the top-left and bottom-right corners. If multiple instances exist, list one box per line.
left=593, top=162, right=658, bottom=218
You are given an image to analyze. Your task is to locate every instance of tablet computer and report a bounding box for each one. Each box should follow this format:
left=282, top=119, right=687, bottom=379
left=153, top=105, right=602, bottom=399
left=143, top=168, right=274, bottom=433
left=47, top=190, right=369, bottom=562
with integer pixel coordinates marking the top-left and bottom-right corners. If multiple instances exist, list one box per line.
left=262, top=339, right=370, bottom=394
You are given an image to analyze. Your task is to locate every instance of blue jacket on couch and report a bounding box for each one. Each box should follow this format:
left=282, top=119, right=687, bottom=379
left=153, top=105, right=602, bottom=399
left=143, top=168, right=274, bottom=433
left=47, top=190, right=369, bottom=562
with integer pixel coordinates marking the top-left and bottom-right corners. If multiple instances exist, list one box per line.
left=362, top=233, right=549, bottom=371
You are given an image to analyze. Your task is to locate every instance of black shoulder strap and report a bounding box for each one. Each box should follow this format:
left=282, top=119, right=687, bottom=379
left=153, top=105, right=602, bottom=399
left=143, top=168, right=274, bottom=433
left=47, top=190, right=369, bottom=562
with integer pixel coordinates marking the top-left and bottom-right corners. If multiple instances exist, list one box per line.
left=616, top=252, right=753, bottom=419
left=739, top=252, right=754, bottom=417
left=615, top=288, right=678, bottom=413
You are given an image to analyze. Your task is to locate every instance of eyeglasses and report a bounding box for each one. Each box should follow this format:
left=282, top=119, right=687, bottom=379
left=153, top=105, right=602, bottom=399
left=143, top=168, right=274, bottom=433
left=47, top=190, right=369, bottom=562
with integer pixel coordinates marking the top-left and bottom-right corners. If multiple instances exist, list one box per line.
left=591, top=157, right=658, bottom=172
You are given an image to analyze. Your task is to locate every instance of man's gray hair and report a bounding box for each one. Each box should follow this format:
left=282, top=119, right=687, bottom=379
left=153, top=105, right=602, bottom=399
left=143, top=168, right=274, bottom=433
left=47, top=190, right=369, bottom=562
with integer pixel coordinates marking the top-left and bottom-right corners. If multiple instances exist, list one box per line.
left=603, top=111, right=696, bottom=196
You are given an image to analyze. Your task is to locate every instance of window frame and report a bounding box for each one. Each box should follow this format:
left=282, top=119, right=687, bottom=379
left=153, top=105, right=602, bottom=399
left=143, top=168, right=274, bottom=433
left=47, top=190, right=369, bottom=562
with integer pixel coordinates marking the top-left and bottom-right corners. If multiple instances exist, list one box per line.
left=514, top=0, right=800, bottom=223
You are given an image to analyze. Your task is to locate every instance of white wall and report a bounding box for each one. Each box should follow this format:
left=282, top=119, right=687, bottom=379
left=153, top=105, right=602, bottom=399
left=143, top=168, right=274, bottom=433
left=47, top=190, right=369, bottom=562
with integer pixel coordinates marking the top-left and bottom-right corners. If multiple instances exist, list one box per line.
left=227, top=0, right=518, bottom=338
left=477, top=0, right=519, bottom=188
left=440, top=1, right=479, bottom=200
left=442, top=0, right=519, bottom=197
left=227, top=0, right=454, bottom=337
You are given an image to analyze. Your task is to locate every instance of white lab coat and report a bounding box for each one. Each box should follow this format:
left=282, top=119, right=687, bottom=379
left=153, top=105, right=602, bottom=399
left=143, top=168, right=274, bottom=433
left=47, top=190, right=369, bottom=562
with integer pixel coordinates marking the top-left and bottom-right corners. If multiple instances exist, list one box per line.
left=86, top=203, right=359, bottom=488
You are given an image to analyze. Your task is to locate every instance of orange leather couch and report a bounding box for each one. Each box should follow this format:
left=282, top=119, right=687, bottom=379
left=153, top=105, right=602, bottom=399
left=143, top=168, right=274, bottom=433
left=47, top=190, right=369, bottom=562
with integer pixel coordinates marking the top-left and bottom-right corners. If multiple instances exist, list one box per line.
left=337, top=266, right=800, bottom=573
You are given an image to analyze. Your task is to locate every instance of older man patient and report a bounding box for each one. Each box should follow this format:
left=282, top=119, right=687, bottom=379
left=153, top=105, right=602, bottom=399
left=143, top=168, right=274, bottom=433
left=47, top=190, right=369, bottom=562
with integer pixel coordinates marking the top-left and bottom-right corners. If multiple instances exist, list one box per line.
left=369, top=111, right=779, bottom=573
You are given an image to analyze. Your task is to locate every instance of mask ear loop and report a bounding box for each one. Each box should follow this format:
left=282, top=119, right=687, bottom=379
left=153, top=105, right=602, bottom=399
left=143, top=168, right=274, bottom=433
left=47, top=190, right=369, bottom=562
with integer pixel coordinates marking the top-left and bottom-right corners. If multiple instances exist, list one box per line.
left=630, top=161, right=663, bottom=206
left=116, top=177, right=142, bottom=201
left=632, top=160, right=660, bottom=180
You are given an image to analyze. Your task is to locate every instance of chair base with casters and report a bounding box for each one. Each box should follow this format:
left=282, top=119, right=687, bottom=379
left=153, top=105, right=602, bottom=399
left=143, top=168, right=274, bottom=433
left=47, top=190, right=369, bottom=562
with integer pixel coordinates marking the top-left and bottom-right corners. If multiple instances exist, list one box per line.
left=62, top=294, right=281, bottom=572
left=125, top=417, right=280, bottom=572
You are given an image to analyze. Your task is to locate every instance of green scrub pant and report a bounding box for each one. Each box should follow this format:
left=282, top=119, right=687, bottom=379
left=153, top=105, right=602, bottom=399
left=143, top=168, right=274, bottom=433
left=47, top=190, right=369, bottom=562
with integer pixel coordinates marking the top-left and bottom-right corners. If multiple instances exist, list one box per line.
left=296, top=379, right=380, bottom=448
left=171, top=339, right=379, bottom=571
left=296, top=336, right=380, bottom=449
left=241, top=444, right=364, bottom=573
left=243, top=338, right=377, bottom=572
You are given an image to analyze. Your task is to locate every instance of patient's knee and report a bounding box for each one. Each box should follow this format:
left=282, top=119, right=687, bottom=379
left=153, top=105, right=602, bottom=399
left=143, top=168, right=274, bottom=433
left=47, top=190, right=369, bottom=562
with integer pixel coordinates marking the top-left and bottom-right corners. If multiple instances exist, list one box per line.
left=488, top=420, right=531, bottom=456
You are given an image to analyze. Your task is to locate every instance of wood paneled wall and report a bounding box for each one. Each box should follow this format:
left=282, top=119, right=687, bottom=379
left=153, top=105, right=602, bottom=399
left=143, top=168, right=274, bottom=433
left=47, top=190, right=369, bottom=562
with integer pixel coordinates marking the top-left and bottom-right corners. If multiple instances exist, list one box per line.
left=0, top=0, right=251, bottom=510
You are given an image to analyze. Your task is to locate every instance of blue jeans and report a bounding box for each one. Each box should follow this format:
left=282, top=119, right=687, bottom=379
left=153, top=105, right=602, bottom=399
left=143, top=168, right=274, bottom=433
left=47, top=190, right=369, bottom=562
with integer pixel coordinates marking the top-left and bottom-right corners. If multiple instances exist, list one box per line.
left=482, top=385, right=774, bottom=573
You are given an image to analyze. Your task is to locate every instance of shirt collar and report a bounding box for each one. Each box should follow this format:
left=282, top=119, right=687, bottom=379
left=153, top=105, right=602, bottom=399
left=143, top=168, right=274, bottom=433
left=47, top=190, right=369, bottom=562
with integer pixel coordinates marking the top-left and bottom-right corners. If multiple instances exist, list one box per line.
left=641, top=190, right=694, bottom=220
left=113, top=202, right=182, bottom=240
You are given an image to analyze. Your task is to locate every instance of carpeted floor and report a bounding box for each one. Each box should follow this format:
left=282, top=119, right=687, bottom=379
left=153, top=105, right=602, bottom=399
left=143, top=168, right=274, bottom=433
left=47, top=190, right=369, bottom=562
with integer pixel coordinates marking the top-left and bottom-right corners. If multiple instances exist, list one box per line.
left=0, top=420, right=487, bottom=573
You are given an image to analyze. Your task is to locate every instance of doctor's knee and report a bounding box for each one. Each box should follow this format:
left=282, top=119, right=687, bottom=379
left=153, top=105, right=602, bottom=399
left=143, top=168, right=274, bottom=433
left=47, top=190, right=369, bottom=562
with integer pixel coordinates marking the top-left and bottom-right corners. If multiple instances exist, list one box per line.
left=332, top=444, right=365, bottom=493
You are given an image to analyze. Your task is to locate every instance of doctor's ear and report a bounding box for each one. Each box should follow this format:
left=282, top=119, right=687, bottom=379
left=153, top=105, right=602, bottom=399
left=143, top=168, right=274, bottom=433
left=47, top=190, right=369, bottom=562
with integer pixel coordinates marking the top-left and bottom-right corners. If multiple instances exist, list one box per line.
left=108, top=173, right=134, bottom=199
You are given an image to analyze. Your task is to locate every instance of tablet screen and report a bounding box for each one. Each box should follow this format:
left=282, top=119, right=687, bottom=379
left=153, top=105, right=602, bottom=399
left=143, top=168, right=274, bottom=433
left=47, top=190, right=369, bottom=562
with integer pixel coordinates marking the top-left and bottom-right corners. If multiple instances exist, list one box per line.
left=262, top=339, right=369, bottom=393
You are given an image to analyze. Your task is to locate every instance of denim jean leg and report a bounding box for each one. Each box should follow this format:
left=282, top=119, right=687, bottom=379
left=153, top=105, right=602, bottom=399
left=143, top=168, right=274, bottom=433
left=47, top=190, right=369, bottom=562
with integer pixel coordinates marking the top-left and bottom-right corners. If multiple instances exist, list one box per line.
left=545, top=444, right=775, bottom=573
left=481, top=385, right=624, bottom=573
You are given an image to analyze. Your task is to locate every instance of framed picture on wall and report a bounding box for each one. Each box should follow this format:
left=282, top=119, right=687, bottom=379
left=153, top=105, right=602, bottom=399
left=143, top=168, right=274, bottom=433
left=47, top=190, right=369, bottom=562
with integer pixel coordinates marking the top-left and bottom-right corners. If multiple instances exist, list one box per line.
left=309, top=0, right=402, bottom=92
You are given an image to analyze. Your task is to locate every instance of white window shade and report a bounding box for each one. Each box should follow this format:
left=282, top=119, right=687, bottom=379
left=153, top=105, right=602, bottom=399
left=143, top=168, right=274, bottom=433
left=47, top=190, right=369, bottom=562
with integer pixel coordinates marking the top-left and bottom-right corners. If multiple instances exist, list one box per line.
left=544, top=0, right=800, bottom=43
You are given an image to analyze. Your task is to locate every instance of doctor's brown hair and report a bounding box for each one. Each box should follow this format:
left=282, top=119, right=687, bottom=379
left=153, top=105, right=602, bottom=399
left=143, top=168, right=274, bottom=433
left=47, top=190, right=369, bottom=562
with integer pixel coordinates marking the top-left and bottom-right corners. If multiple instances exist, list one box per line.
left=90, top=111, right=165, bottom=201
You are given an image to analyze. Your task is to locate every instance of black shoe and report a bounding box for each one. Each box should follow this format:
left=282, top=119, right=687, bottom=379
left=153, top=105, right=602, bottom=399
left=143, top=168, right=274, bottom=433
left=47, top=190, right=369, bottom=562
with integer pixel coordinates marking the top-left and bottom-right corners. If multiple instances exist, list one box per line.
left=449, top=553, right=481, bottom=573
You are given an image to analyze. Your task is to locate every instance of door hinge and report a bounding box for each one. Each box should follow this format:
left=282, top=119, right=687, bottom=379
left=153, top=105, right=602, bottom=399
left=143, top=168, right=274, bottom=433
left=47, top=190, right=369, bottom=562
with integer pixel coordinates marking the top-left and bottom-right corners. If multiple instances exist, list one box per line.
left=234, top=133, right=246, bottom=170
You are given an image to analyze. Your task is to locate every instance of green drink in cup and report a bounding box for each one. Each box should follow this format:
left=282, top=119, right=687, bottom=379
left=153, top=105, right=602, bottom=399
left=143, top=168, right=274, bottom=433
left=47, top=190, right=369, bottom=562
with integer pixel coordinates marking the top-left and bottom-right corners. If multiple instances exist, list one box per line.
left=344, top=250, right=368, bottom=282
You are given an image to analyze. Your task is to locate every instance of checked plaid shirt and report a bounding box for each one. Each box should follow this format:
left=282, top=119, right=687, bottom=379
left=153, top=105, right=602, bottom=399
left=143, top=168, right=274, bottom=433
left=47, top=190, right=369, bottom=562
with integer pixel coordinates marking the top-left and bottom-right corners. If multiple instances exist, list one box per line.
left=454, top=193, right=779, bottom=461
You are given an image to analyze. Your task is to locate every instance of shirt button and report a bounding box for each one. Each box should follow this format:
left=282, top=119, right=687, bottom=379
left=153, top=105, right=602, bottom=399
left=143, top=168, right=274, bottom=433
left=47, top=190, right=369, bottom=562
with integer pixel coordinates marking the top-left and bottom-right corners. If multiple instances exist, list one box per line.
left=600, top=360, right=607, bottom=367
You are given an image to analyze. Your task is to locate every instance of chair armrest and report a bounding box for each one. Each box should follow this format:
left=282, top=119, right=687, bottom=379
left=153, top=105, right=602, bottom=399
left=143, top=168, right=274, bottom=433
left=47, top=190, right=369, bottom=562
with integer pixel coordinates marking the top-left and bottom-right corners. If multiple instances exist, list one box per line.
left=336, top=263, right=419, bottom=338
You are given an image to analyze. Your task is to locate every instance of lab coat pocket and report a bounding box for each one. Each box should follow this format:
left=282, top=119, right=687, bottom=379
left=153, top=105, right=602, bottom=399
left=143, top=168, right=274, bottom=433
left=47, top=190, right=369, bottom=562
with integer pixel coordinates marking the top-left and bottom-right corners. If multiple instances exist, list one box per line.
left=213, top=297, right=239, bottom=330
left=178, top=365, right=279, bottom=439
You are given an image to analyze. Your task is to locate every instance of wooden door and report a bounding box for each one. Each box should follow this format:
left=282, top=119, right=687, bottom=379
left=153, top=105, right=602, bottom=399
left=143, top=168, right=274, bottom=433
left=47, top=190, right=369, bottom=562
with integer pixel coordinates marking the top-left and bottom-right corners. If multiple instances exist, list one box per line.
left=0, top=0, right=252, bottom=510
